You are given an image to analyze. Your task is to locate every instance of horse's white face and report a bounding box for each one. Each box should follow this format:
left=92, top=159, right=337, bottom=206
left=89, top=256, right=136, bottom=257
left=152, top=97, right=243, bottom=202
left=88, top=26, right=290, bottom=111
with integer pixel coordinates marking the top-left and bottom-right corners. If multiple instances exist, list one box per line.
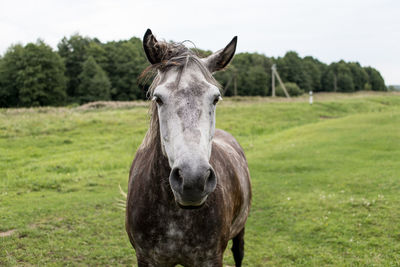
left=143, top=29, right=237, bottom=208
left=153, top=67, right=221, bottom=168
left=152, top=66, right=222, bottom=208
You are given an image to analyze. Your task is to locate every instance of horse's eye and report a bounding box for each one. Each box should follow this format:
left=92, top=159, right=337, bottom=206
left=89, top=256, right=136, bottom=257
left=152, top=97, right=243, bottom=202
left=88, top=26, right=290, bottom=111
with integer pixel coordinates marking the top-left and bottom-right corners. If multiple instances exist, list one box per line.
left=213, top=95, right=222, bottom=105
left=152, top=95, right=163, bottom=106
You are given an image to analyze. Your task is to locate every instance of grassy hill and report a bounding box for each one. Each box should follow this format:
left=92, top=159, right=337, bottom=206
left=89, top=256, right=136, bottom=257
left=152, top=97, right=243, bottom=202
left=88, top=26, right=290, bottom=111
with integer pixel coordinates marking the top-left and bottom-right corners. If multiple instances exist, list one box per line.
left=1, top=92, right=400, bottom=266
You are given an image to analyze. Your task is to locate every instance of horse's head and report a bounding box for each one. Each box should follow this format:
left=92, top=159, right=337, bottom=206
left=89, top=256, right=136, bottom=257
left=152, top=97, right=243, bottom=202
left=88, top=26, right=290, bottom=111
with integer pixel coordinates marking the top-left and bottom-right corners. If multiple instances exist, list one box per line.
left=142, top=29, right=237, bottom=209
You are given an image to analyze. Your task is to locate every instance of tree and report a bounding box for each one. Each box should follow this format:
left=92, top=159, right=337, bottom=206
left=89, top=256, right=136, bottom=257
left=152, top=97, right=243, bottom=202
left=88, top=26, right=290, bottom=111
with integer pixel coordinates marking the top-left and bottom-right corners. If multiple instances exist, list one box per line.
left=321, top=69, right=335, bottom=92
left=337, top=72, right=355, bottom=92
left=86, top=41, right=108, bottom=68
left=364, top=67, right=386, bottom=91
left=276, top=51, right=312, bottom=91
left=77, top=56, right=111, bottom=103
left=227, top=53, right=272, bottom=96
left=321, top=61, right=355, bottom=92
left=303, top=56, right=327, bottom=92
left=348, top=62, right=368, bottom=91
left=0, top=41, right=66, bottom=107
left=58, top=34, right=92, bottom=99
left=245, top=65, right=269, bottom=96
left=102, top=38, right=148, bottom=100
left=0, top=45, right=24, bottom=107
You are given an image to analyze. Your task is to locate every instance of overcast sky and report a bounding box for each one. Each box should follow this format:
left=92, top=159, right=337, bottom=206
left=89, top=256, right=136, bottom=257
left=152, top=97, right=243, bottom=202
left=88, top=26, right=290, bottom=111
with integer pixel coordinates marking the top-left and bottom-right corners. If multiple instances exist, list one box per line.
left=1, top=0, right=399, bottom=84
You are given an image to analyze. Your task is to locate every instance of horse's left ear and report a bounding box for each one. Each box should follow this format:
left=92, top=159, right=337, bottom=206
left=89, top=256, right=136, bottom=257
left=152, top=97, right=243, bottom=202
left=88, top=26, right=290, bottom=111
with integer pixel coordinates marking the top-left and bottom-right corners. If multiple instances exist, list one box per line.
left=202, top=36, right=237, bottom=73
left=143, top=29, right=162, bottom=64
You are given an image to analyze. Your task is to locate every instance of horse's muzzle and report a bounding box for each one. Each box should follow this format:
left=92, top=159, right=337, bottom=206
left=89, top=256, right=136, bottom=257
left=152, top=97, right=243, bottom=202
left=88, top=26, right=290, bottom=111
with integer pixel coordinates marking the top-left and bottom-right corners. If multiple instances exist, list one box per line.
left=169, top=161, right=217, bottom=208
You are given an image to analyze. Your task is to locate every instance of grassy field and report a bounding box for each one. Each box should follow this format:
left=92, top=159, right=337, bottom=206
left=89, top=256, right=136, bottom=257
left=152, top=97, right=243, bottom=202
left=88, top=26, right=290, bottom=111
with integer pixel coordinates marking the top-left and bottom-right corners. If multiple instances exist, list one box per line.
left=1, top=92, right=400, bottom=266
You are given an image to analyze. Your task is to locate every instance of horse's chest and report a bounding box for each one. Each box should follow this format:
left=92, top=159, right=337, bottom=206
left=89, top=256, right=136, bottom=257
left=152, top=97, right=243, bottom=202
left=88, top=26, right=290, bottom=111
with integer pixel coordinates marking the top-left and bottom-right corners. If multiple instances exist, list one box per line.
left=131, top=203, right=225, bottom=261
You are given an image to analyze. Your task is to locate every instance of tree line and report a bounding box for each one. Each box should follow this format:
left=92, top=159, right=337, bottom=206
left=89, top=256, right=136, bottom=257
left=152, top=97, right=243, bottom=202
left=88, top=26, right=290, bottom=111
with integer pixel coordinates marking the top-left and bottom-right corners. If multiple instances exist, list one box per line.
left=0, top=34, right=387, bottom=107
left=215, top=51, right=386, bottom=97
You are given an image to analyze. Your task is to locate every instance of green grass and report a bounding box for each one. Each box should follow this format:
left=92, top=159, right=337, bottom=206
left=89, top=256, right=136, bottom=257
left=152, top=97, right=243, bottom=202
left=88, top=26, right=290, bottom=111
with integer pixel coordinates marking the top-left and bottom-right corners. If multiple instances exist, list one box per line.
left=1, top=92, right=400, bottom=266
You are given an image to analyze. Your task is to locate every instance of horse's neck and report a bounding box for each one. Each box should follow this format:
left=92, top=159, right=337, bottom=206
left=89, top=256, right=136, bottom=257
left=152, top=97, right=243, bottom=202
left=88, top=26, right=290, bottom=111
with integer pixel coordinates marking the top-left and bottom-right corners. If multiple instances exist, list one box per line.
left=145, top=123, right=172, bottom=197
left=136, top=107, right=174, bottom=202
left=151, top=142, right=170, bottom=178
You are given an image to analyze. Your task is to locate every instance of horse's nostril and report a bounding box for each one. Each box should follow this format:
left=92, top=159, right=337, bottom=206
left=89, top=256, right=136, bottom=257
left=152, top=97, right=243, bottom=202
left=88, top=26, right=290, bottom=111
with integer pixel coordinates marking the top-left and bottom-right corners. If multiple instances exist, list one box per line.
left=178, top=169, right=184, bottom=183
left=205, top=167, right=217, bottom=192
left=170, top=167, right=183, bottom=190
left=204, top=169, right=211, bottom=180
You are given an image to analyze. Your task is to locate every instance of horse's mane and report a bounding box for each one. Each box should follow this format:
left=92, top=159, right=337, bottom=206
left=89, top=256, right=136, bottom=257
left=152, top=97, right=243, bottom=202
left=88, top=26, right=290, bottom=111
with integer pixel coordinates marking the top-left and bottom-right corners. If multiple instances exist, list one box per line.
left=138, top=41, right=221, bottom=151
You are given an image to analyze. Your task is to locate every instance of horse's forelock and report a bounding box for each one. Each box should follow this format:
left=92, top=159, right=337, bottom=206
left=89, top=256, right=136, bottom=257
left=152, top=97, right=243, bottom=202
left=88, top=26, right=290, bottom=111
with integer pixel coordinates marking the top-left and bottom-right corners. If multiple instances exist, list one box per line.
left=140, top=41, right=220, bottom=93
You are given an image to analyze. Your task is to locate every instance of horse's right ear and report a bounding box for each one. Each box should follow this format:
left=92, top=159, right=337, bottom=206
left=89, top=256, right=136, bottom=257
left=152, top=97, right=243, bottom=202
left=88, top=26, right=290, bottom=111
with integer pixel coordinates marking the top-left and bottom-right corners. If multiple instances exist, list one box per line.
left=202, top=36, right=237, bottom=73
left=143, top=29, right=161, bottom=64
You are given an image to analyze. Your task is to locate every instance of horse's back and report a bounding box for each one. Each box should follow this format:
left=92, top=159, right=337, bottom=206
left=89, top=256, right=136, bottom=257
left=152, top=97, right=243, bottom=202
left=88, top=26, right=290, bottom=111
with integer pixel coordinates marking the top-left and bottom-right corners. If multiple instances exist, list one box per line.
left=211, top=129, right=251, bottom=238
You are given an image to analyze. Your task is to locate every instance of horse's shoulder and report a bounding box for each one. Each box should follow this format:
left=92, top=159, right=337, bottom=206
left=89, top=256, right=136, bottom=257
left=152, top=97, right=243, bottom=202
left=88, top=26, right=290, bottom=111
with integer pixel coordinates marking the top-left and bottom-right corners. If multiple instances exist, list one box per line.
left=128, top=144, right=168, bottom=195
left=211, top=130, right=251, bottom=239
left=212, top=129, right=246, bottom=159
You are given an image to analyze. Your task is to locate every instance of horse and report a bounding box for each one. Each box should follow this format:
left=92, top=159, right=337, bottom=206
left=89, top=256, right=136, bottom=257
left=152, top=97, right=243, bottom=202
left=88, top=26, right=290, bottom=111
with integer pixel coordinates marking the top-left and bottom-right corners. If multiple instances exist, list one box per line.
left=126, top=29, right=251, bottom=267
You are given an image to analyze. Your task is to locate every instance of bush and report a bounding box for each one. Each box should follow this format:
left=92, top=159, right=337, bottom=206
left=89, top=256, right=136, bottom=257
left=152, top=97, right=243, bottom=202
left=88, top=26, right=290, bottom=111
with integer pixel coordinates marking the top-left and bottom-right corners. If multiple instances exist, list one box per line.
left=276, top=82, right=304, bottom=97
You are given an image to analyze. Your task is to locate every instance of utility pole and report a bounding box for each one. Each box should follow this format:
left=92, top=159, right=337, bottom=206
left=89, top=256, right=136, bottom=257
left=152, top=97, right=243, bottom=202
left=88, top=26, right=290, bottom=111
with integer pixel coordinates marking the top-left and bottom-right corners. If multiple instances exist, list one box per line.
left=272, top=64, right=276, bottom=97
left=271, top=64, right=290, bottom=98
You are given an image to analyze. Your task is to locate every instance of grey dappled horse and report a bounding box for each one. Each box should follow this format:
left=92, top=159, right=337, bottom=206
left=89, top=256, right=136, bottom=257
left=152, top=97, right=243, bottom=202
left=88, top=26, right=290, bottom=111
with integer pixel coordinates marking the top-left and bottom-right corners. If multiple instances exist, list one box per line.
left=126, top=29, right=251, bottom=267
